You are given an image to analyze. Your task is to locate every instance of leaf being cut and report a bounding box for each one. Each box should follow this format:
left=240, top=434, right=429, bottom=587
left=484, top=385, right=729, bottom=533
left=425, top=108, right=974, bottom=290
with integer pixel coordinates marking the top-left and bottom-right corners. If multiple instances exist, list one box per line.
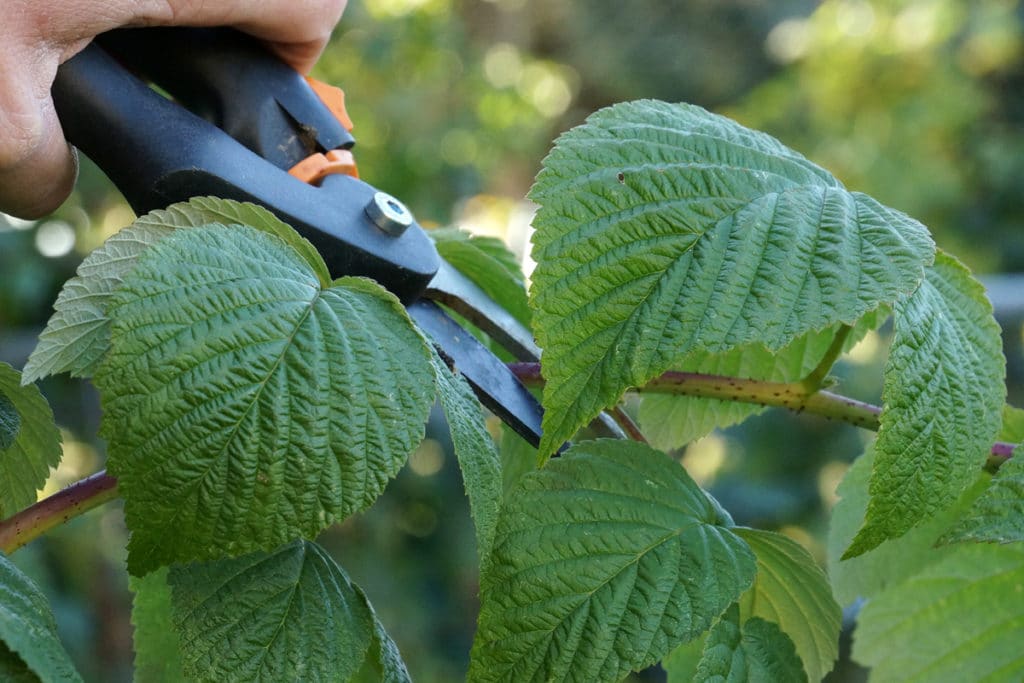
left=529, top=100, right=934, bottom=456
left=852, top=542, right=1024, bottom=681
left=939, top=446, right=1024, bottom=545
left=694, top=604, right=807, bottom=683
left=24, top=197, right=327, bottom=383
left=170, top=540, right=407, bottom=682
left=0, top=554, right=82, bottom=682
left=95, top=225, right=434, bottom=575
left=846, top=252, right=1005, bottom=558
left=431, top=227, right=531, bottom=327
left=430, top=351, right=502, bottom=559
left=469, top=440, right=756, bottom=682
left=0, top=364, right=62, bottom=518
left=734, top=528, right=841, bottom=682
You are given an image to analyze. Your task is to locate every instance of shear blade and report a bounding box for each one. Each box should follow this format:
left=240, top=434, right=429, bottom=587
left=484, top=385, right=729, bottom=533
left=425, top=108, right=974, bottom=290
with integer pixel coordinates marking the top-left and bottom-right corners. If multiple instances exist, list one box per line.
left=408, top=300, right=543, bottom=448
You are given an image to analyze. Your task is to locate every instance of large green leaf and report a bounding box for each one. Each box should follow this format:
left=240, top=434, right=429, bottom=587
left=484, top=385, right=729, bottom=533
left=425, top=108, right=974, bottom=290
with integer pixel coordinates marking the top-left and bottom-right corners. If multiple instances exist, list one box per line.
left=827, top=446, right=989, bottom=605
left=0, top=364, right=62, bottom=518
left=130, top=568, right=185, bottom=683
left=96, top=225, right=434, bottom=575
left=430, top=351, right=503, bottom=559
left=694, top=604, right=807, bottom=683
left=939, top=446, right=1024, bottom=545
left=639, top=308, right=886, bottom=450
left=0, top=554, right=81, bottom=682
left=24, top=197, right=327, bottom=383
left=431, top=227, right=531, bottom=327
left=852, top=542, right=1024, bottom=681
left=735, top=529, right=840, bottom=681
left=169, top=540, right=406, bottom=682
left=846, top=252, right=1005, bottom=557
left=529, top=100, right=934, bottom=456
left=469, top=440, right=756, bottom=682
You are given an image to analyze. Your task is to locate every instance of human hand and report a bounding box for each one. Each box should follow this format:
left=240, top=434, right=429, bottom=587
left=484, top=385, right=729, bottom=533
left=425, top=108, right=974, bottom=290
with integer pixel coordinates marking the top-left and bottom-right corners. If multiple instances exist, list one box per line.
left=0, top=0, right=347, bottom=219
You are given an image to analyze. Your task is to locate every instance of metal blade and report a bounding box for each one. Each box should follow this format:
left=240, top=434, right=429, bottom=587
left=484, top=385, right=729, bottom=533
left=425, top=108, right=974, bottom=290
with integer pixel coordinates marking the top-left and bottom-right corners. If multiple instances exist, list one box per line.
left=408, top=300, right=543, bottom=447
left=425, top=260, right=540, bottom=361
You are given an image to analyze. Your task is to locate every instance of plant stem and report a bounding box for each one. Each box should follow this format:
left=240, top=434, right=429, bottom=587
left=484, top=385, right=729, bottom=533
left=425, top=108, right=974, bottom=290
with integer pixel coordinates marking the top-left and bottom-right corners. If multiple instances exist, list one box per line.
left=802, top=324, right=853, bottom=392
left=0, top=471, right=118, bottom=555
left=507, top=362, right=1016, bottom=461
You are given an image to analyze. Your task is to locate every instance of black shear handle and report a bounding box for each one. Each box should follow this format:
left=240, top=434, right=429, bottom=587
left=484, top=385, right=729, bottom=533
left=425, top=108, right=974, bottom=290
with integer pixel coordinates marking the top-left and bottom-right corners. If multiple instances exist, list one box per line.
left=52, top=29, right=439, bottom=303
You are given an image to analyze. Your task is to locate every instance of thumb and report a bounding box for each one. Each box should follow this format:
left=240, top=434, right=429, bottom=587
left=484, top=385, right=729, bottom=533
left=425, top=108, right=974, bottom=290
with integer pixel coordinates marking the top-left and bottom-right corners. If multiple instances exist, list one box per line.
left=0, top=62, right=77, bottom=220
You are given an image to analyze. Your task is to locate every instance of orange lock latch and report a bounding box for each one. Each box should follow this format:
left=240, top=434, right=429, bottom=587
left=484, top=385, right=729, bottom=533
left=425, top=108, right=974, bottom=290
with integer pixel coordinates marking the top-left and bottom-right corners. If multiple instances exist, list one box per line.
left=288, top=78, right=359, bottom=184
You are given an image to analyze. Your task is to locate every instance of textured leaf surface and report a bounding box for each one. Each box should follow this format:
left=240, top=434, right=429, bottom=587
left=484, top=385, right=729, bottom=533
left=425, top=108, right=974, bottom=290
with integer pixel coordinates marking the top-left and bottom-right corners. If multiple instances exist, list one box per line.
left=852, top=542, right=1024, bottom=682
left=96, top=226, right=434, bottom=574
left=663, top=635, right=707, bottom=683
left=431, top=351, right=502, bottom=558
left=170, top=540, right=402, bottom=682
left=432, top=227, right=531, bottom=326
left=24, top=197, right=327, bottom=383
left=639, top=309, right=885, bottom=450
left=0, top=554, right=81, bottom=682
left=846, top=252, right=1005, bottom=557
left=940, top=447, right=1024, bottom=545
left=130, top=568, right=185, bottom=682
left=529, top=99, right=933, bottom=456
left=735, top=528, right=840, bottom=681
left=469, top=440, right=756, bottom=682
left=827, top=446, right=988, bottom=605
left=695, top=603, right=807, bottom=683
left=0, top=364, right=62, bottom=518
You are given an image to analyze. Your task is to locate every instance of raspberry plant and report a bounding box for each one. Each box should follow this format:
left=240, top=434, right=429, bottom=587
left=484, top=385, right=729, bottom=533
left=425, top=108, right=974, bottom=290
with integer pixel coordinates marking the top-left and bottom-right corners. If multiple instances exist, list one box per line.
left=0, top=100, right=1019, bottom=681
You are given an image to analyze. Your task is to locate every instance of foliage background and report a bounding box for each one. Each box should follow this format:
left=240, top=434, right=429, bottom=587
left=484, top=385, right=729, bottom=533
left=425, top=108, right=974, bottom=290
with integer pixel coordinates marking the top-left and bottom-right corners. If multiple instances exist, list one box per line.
left=0, top=0, right=1022, bottom=680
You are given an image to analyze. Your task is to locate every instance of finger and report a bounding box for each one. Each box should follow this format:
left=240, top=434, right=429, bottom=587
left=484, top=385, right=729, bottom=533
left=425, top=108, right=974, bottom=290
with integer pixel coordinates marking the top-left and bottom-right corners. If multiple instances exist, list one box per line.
left=0, top=55, right=77, bottom=219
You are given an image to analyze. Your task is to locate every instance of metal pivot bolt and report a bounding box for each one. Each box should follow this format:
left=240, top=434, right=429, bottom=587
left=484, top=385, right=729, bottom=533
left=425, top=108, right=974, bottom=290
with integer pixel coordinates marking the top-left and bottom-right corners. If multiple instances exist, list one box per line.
left=365, top=191, right=413, bottom=236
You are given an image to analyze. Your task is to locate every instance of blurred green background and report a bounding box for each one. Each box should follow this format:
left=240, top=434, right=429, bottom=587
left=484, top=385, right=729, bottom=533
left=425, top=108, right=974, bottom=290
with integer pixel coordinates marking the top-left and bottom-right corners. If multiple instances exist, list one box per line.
left=2, top=0, right=1024, bottom=680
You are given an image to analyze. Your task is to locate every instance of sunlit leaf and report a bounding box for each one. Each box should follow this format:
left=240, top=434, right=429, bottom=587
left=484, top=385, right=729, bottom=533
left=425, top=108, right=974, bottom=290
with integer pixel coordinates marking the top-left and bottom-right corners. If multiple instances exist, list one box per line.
left=130, top=568, right=185, bottom=683
left=852, top=543, right=1024, bottom=681
left=96, top=225, right=434, bottom=575
left=0, top=363, right=62, bottom=518
left=469, top=440, right=755, bottom=682
left=846, top=252, right=1005, bottom=557
left=529, top=100, right=933, bottom=457
left=940, top=446, right=1024, bottom=546
left=735, top=528, right=841, bottom=681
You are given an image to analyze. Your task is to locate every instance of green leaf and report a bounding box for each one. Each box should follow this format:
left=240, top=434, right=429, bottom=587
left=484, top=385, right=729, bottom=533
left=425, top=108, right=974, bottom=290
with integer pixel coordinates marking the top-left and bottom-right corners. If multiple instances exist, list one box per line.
left=24, top=197, right=328, bottom=383
left=130, top=568, right=185, bottom=683
left=0, top=642, right=40, bottom=683
left=96, top=225, right=434, bottom=575
left=852, top=542, right=1024, bottom=681
left=0, top=554, right=82, bottom=682
left=529, top=100, right=933, bottom=457
left=734, top=529, right=840, bottom=681
left=170, top=540, right=406, bottom=682
left=695, top=603, right=807, bottom=682
left=999, top=405, right=1024, bottom=443
left=0, top=364, right=62, bottom=518
left=499, top=425, right=538, bottom=499
left=827, top=446, right=989, bottom=605
left=639, top=308, right=886, bottom=450
left=431, top=227, right=531, bottom=327
left=846, top=252, right=1005, bottom=558
left=430, top=351, right=502, bottom=559
left=663, top=635, right=708, bottom=683
left=469, top=440, right=756, bottom=682
left=939, top=446, right=1024, bottom=545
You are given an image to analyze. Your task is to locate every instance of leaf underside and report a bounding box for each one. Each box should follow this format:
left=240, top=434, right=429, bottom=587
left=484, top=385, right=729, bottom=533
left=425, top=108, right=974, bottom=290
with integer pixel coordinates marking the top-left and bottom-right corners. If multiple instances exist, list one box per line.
left=470, top=440, right=756, bottom=682
left=529, top=99, right=934, bottom=457
left=96, top=225, right=434, bottom=575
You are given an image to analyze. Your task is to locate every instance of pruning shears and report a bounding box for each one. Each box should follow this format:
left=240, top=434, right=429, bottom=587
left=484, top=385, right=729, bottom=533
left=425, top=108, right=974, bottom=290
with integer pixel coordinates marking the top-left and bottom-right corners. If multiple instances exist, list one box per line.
left=52, top=27, right=562, bottom=448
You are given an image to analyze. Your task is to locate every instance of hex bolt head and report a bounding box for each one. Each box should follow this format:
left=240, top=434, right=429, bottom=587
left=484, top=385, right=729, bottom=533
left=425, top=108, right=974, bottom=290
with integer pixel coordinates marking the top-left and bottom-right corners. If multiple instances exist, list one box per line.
left=365, top=191, right=414, bottom=236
